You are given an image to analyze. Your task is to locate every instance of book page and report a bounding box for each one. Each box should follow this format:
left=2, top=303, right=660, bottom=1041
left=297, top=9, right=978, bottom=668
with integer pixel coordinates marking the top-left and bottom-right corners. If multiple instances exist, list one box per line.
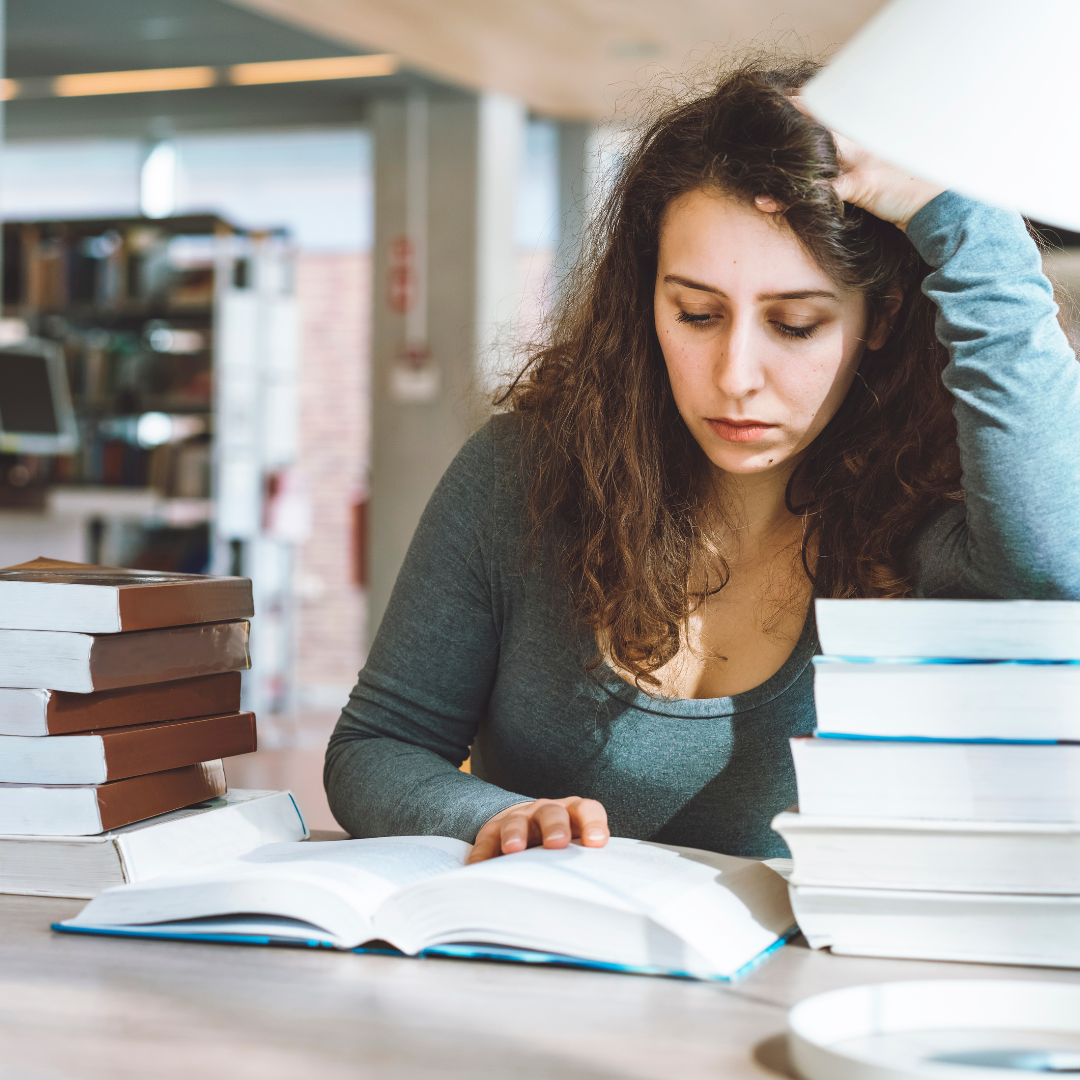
left=66, top=836, right=470, bottom=947
left=447, top=837, right=771, bottom=912
left=382, top=838, right=793, bottom=975
left=233, top=836, right=467, bottom=891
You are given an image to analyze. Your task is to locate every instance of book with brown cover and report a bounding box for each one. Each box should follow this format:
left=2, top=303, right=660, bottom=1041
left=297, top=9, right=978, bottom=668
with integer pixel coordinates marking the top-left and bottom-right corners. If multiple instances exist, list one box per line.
left=0, top=619, right=250, bottom=692
left=0, top=760, right=228, bottom=835
left=0, top=712, right=257, bottom=784
left=0, top=557, right=253, bottom=633
left=97, top=761, right=229, bottom=833
left=0, top=672, right=243, bottom=736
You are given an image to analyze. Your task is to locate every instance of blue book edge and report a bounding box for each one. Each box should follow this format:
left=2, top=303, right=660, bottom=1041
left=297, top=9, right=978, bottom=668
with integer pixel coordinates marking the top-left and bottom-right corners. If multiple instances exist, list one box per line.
left=813, top=731, right=1059, bottom=745
left=813, top=655, right=1080, bottom=666
left=286, top=792, right=309, bottom=838
left=51, top=921, right=798, bottom=983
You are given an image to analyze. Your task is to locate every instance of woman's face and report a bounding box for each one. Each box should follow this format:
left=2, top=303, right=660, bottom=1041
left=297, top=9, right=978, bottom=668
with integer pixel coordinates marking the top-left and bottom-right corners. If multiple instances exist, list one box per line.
left=654, top=187, right=882, bottom=479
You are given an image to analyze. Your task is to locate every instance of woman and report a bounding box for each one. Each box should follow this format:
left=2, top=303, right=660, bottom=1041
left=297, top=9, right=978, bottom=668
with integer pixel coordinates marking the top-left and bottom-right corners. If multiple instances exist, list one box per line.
left=325, top=60, right=1080, bottom=862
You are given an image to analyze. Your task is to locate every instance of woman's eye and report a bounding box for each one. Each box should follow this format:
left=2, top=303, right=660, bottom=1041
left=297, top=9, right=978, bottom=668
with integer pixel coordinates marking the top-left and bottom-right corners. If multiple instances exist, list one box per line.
left=774, top=322, right=818, bottom=340
left=675, top=311, right=715, bottom=327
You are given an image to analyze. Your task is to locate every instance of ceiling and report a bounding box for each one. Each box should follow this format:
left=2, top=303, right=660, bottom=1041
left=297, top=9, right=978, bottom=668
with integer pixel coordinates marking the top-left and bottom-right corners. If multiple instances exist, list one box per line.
left=3, top=0, right=889, bottom=139
left=6, top=0, right=347, bottom=75
left=226, top=0, right=891, bottom=119
left=4, top=0, right=445, bottom=140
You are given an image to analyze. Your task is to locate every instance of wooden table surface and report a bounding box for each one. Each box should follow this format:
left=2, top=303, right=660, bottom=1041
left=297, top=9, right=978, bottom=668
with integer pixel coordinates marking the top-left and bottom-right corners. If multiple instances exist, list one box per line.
left=3, top=890, right=1080, bottom=1079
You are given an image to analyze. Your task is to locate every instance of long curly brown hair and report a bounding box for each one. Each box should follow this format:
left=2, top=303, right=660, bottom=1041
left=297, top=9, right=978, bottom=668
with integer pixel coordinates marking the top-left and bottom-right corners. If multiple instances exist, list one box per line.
left=498, top=57, right=962, bottom=688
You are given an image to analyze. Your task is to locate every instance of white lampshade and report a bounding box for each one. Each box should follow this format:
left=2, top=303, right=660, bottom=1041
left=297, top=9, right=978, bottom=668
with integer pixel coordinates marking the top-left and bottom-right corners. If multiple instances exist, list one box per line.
left=803, top=0, right=1080, bottom=231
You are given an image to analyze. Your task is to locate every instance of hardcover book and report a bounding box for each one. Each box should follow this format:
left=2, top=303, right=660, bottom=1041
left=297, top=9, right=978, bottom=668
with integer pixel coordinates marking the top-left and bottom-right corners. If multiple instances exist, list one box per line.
left=789, top=884, right=1080, bottom=969
left=0, top=620, right=250, bottom=693
left=0, top=712, right=256, bottom=784
left=815, top=597, right=1080, bottom=660
left=0, top=672, right=242, bottom=737
left=0, top=557, right=253, bottom=634
left=0, top=760, right=227, bottom=835
left=789, top=736, right=1080, bottom=822
left=812, top=656, right=1080, bottom=741
left=772, top=812, right=1080, bottom=893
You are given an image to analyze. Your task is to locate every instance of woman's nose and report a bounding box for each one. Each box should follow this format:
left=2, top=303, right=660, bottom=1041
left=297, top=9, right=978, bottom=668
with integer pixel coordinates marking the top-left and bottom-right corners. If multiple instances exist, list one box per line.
left=713, top=320, right=766, bottom=399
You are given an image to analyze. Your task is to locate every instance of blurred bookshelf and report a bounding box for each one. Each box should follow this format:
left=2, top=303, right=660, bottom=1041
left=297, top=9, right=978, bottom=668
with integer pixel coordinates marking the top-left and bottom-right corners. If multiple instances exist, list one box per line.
left=0, top=214, right=302, bottom=718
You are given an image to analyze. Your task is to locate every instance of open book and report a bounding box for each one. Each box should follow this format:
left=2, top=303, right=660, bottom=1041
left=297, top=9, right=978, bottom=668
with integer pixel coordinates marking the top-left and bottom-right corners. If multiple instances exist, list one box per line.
left=56, top=836, right=796, bottom=981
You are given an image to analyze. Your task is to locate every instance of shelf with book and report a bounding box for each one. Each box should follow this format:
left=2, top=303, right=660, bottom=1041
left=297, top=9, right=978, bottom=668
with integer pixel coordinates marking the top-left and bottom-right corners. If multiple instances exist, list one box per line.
left=0, top=217, right=224, bottom=515
left=0, top=214, right=302, bottom=719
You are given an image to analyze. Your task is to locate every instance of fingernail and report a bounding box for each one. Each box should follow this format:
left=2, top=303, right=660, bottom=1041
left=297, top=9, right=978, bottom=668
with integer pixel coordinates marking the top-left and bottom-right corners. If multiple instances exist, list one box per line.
left=546, top=830, right=567, bottom=841
left=585, top=829, right=605, bottom=842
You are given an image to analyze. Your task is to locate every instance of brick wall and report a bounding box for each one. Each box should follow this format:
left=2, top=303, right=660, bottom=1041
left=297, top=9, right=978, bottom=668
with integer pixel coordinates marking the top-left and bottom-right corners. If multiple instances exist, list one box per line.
left=293, top=251, right=371, bottom=711
left=288, top=246, right=549, bottom=714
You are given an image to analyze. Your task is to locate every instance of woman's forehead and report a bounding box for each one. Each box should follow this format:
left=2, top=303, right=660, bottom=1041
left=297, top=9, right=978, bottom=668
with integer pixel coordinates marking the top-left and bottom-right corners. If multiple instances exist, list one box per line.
left=657, top=188, right=843, bottom=297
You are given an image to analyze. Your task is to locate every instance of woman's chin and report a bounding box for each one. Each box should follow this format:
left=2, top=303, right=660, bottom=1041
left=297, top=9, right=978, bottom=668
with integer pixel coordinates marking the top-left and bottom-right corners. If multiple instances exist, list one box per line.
left=706, top=445, right=794, bottom=476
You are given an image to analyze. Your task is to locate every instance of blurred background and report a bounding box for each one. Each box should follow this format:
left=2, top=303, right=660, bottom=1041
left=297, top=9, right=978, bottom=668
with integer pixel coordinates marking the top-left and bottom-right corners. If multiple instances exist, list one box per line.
left=1, top=0, right=1077, bottom=828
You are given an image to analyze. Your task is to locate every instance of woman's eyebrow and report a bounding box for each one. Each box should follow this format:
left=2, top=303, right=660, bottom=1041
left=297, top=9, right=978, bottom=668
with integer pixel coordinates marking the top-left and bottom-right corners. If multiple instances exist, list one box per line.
left=757, top=289, right=840, bottom=302
left=664, top=274, right=723, bottom=294
left=662, top=275, right=838, bottom=302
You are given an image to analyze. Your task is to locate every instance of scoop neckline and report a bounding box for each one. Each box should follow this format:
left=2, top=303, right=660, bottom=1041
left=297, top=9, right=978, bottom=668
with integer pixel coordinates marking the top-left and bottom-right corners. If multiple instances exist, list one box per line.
left=592, top=602, right=819, bottom=719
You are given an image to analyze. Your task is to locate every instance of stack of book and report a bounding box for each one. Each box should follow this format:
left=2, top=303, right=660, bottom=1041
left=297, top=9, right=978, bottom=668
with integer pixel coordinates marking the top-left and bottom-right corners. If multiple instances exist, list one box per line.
left=773, top=598, right=1080, bottom=968
left=0, top=557, right=308, bottom=897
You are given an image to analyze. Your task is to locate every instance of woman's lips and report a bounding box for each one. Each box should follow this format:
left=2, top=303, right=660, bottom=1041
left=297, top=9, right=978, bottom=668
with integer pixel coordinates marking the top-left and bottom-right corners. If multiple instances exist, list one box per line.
left=706, top=418, right=776, bottom=443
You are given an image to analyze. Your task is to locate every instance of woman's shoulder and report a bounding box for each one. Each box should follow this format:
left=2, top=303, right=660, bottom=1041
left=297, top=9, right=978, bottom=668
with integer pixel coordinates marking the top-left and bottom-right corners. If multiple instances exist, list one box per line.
left=487, top=408, right=531, bottom=453
left=456, top=411, right=532, bottom=489
left=438, top=412, right=532, bottom=536
left=440, top=412, right=522, bottom=478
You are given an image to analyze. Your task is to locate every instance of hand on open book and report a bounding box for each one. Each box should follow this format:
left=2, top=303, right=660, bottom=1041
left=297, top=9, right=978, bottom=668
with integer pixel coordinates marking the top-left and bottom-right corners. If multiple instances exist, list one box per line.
left=467, top=797, right=610, bottom=864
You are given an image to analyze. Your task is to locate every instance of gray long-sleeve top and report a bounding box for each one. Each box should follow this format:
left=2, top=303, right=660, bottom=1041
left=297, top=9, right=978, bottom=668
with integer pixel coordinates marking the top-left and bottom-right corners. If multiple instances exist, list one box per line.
left=325, top=192, right=1080, bottom=858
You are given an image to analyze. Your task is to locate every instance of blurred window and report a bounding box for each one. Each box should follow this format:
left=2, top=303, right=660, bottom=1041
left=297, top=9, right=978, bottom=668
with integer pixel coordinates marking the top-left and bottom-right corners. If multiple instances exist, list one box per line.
left=0, top=128, right=373, bottom=255
left=515, top=118, right=558, bottom=251
left=174, top=129, right=372, bottom=252
left=1, top=140, right=142, bottom=219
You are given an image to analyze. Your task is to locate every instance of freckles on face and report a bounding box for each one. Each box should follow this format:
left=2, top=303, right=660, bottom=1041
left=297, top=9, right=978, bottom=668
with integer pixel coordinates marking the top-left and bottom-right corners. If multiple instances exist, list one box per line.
left=653, top=188, right=871, bottom=476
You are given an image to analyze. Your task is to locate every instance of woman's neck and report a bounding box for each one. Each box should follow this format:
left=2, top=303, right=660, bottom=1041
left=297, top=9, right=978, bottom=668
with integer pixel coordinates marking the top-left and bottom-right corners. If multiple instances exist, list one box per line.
left=710, top=463, right=802, bottom=564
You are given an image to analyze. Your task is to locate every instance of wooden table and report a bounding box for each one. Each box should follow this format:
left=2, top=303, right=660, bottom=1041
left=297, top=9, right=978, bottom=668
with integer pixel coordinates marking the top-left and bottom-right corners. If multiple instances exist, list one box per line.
left=3, top=891, right=1079, bottom=1079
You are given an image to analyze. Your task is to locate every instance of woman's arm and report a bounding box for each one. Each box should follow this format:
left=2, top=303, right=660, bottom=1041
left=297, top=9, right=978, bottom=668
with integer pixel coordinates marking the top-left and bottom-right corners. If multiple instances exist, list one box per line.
left=904, top=193, right=1080, bottom=598
left=326, top=418, right=613, bottom=858
left=803, top=110, right=1080, bottom=598
left=324, top=423, right=531, bottom=840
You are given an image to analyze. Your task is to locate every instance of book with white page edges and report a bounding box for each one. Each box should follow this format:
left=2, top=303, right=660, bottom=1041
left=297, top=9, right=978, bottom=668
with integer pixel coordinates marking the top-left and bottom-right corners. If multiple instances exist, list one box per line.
left=815, top=598, right=1080, bottom=660
left=0, top=760, right=228, bottom=834
left=0, top=621, right=250, bottom=693
left=56, top=836, right=796, bottom=980
left=789, top=736, right=1080, bottom=821
left=789, top=885, right=1080, bottom=968
left=771, top=812, right=1080, bottom=893
left=0, top=557, right=252, bottom=633
left=812, top=656, right=1080, bottom=741
left=0, top=790, right=308, bottom=898
left=0, top=673, right=242, bottom=737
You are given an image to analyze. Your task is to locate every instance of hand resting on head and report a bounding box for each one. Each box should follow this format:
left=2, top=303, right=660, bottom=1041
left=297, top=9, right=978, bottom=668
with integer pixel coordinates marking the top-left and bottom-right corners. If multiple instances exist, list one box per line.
left=790, top=97, right=946, bottom=231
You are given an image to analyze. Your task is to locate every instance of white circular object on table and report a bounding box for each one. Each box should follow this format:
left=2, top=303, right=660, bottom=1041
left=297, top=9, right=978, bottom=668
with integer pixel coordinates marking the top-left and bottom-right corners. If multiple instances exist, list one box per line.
left=788, top=980, right=1080, bottom=1079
